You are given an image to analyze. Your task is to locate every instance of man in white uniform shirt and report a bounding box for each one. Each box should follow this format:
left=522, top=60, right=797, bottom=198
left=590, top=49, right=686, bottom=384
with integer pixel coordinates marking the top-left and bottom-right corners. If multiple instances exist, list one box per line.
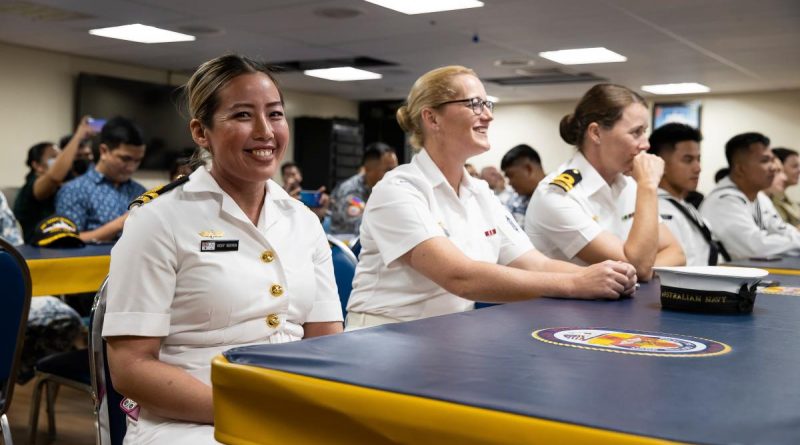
left=700, top=132, right=800, bottom=259
left=648, top=123, right=729, bottom=265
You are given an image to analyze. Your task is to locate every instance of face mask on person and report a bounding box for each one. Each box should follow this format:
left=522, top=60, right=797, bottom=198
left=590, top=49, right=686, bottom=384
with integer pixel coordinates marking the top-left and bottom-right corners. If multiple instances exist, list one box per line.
left=72, top=158, right=91, bottom=175
left=46, top=158, right=56, bottom=170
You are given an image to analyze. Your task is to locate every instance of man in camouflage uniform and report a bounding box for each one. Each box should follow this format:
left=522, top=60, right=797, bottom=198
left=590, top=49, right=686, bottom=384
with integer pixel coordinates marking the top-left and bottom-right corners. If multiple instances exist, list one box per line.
left=1, top=190, right=82, bottom=383
left=0, top=190, right=23, bottom=245
left=500, top=144, right=546, bottom=226
left=330, top=142, right=398, bottom=235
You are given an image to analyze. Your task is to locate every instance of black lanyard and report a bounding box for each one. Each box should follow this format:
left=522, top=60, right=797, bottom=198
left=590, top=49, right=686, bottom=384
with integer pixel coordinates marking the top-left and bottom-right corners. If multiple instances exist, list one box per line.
left=665, top=197, right=731, bottom=265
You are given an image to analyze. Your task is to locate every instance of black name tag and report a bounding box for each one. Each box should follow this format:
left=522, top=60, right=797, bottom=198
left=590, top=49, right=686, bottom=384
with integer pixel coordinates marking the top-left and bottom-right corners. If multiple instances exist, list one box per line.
left=200, top=240, right=239, bottom=252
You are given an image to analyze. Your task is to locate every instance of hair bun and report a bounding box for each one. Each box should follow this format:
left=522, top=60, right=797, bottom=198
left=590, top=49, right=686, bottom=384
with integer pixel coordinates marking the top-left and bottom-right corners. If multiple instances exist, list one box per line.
left=559, top=114, right=579, bottom=145
left=396, top=105, right=411, bottom=132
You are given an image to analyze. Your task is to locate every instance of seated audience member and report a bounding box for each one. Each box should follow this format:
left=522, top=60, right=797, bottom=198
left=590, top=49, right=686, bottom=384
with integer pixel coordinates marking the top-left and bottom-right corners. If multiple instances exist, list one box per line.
left=330, top=142, right=398, bottom=235
left=280, top=161, right=330, bottom=221
left=500, top=144, right=546, bottom=225
left=480, top=165, right=513, bottom=205
left=648, top=123, right=729, bottom=266
left=14, top=118, right=95, bottom=241
left=345, top=66, right=636, bottom=329
left=55, top=116, right=147, bottom=242
left=770, top=147, right=800, bottom=227
left=58, top=131, right=95, bottom=179
left=1, top=191, right=82, bottom=384
left=526, top=84, right=685, bottom=281
left=700, top=133, right=800, bottom=258
left=103, top=54, right=343, bottom=444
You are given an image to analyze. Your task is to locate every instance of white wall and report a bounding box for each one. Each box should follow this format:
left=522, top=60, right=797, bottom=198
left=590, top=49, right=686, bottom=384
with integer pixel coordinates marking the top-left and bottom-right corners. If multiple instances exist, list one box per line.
left=472, top=89, right=800, bottom=197
left=0, top=42, right=357, bottom=190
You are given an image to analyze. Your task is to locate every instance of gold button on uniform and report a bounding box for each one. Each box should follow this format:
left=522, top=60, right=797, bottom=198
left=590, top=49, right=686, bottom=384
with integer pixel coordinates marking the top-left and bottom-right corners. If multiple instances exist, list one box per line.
left=270, top=284, right=284, bottom=297
left=261, top=250, right=275, bottom=263
left=266, top=313, right=280, bottom=328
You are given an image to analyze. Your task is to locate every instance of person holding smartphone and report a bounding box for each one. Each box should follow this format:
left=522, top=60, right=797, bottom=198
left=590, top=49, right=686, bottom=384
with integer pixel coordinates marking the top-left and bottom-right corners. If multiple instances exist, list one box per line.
left=280, top=161, right=330, bottom=220
left=14, top=116, right=96, bottom=241
left=55, top=116, right=147, bottom=242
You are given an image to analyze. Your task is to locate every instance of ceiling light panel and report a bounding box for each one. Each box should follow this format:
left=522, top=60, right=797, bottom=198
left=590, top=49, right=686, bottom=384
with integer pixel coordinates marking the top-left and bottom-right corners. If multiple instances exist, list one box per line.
left=89, top=24, right=195, bottom=43
left=304, top=67, right=382, bottom=81
left=538, top=47, right=626, bottom=65
left=641, top=83, right=711, bottom=95
left=364, top=0, right=483, bottom=15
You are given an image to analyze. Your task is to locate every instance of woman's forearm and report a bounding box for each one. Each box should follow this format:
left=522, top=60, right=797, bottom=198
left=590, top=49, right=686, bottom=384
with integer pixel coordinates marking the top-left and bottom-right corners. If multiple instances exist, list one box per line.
left=623, top=183, right=659, bottom=280
left=107, top=340, right=214, bottom=424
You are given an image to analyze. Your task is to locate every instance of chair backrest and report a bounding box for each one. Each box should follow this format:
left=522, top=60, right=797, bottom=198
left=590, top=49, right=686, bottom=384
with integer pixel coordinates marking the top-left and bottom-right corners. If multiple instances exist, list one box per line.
left=327, top=235, right=358, bottom=317
left=0, top=238, right=32, bottom=416
left=88, top=277, right=126, bottom=445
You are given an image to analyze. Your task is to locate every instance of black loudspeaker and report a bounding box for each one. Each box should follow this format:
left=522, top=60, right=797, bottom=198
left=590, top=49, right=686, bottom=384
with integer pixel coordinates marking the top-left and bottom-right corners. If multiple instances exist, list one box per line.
left=293, top=117, right=364, bottom=191
left=359, top=100, right=409, bottom=164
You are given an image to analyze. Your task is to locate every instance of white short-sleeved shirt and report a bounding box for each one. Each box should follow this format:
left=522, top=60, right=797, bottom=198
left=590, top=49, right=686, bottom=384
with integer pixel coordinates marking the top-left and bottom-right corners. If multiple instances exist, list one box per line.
left=525, top=152, right=637, bottom=264
left=346, top=149, right=533, bottom=322
left=657, top=189, right=715, bottom=266
left=700, top=176, right=800, bottom=259
left=103, top=167, right=342, bottom=444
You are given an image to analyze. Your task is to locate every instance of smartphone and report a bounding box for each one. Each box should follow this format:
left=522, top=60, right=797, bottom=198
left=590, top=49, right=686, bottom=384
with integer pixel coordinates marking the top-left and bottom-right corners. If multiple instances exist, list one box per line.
left=87, top=117, right=107, bottom=132
left=299, top=190, right=322, bottom=208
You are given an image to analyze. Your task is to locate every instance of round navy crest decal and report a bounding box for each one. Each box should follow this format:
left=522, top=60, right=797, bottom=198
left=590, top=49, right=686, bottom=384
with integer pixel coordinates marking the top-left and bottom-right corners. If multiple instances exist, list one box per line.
left=532, top=327, right=730, bottom=357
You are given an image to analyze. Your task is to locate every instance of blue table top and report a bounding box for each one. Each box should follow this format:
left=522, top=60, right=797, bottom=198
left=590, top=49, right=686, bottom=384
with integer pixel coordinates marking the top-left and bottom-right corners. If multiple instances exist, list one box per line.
left=225, top=282, right=800, bottom=445
left=17, top=243, right=113, bottom=260
left=728, top=255, right=800, bottom=271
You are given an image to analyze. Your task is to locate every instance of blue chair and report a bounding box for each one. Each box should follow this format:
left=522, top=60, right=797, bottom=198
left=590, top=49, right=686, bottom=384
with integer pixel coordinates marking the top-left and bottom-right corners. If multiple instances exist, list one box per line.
left=89, top=277, right=127, bottom=445
left=0, top=238, right=33, bottom=445
left=327, top=235, right=358, bottom=317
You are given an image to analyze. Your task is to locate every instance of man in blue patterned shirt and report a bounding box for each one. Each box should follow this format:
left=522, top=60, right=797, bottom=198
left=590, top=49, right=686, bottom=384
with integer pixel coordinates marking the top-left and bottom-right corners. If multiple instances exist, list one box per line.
left=500, top=144, right=546, bottom=226
left=56, top=116, right=146, bottom=242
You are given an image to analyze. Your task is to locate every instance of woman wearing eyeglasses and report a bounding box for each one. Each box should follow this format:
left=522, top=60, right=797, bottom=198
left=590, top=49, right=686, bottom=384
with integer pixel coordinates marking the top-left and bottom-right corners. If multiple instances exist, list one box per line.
left=525, top=84, right=685, bottom=281
left=345, top=66, right=637, bottom=329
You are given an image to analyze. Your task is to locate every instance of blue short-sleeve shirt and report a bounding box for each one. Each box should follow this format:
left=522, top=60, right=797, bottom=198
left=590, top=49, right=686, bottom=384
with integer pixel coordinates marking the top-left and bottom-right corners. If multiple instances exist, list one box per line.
left=55, top=167, right=146, bottom=231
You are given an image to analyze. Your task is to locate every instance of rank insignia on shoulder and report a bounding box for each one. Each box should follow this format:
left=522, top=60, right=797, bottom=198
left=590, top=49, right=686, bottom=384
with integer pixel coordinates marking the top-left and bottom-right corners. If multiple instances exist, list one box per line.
left=622, top=212, right=635, bottom=221
left=128, top=175, right=190, bottom=209
left=660, top=214, right=673, bottom=220
left=550, top=169, right=582, bottom=192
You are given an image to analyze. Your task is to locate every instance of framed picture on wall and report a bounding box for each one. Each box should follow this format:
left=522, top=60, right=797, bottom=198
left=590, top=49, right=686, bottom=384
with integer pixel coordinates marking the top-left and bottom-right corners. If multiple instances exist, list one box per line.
left=652, top=101, right=702, bottom=129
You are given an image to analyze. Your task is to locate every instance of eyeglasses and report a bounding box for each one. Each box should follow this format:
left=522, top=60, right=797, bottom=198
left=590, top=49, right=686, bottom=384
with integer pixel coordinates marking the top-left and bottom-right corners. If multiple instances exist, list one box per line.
left=437, top=97, right=494, bottom=115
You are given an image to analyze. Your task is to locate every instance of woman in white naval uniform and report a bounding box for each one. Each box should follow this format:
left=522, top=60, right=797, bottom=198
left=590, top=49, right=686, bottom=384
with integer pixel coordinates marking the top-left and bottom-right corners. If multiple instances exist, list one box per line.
left=345, top=66, right=637, bottom=329
left=525, top=84, right=685, bottom=281
left=102, top=55, right=343, bottom=444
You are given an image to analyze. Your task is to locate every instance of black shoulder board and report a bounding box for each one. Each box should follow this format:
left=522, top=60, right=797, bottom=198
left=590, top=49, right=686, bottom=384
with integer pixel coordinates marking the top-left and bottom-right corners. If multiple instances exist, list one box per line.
left=550, top=169, right=582, bottom=192
left=660, top=214, right=673, bottom=220
left=129, top=175, right=190, bottom=210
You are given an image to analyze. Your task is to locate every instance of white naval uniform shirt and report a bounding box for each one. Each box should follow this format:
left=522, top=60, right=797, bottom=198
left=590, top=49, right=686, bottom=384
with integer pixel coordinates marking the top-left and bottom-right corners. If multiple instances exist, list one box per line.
left=525, top=152, right=637, bottom=264
left=657, top=188, right=715, bottom=266
left=103, top=167, right=342, bottom=444
left=346, top=149, right=532, bottom=322
left=699, top=176, right=800, bottom=259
